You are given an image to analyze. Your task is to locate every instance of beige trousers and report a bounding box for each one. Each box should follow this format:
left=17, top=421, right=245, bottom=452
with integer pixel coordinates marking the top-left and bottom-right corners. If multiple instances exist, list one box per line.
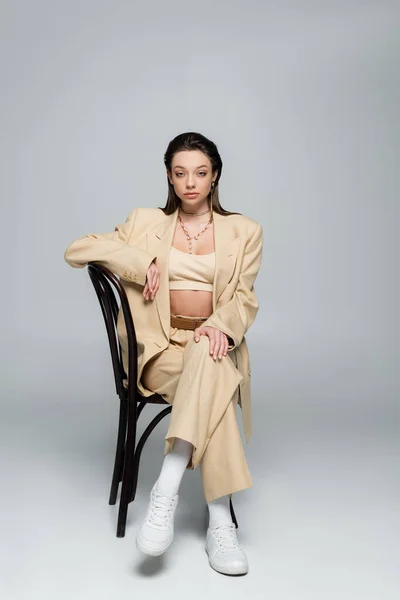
left=141, top=319, right=253, bottom=503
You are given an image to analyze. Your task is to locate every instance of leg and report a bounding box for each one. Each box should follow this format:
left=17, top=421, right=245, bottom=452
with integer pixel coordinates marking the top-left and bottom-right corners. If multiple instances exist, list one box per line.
left=143, top=332, right=252, bottom=500
left=156, top=437, right=193, bottom=497
left=208, top=496, right=233, bottom=528
left=164, top=335, right=252, bottom=500
left=201, top=380, right=250, bottom=575
left=203, top=395, right=250, bottom=576
left=141, top=327, right=194, bottom=497
left=200, top=387, right=253, bottom=503
left=137, top=329, right=251, bottom=563
left=160, top=334, right=251, bottom=576
left=136, top=328, right=191, bottom=556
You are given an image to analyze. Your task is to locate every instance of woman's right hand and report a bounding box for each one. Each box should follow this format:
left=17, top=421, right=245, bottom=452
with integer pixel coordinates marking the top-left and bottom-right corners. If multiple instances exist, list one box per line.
left=143, top=260, right=160, bottom=301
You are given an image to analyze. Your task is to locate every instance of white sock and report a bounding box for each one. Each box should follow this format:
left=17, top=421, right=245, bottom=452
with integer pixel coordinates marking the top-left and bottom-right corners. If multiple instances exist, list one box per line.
left=156, top=437, right=193, bottom=498
left=208, top=496, right=234, bottom=528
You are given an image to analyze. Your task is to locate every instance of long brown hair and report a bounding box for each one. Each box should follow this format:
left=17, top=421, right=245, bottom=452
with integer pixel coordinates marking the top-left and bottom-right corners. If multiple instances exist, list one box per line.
left=160, top=132, right=241, bottom=216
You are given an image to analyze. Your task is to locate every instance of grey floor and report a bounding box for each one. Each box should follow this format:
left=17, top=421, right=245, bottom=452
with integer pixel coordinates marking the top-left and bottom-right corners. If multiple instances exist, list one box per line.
left=1, top=347, right=398, bottom=600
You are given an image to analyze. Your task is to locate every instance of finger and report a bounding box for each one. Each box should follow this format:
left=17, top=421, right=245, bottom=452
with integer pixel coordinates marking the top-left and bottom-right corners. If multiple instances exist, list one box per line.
left=146, top=276, right=154, bottom=299
left=220, top=335, right=228, bottom=358
left=214, top=331, right=222, bottom=359
left=194, top=326, right=205, bottom=342
left=218, top=333, right=226, bottom=359
left=209, top=332, right=216, bottom=357
left=145, top=270, right=152, bottom=293
left=213, top=334, right=221, bottom=360
left=143, top=277, right=151, bottom=300
left=150, top=273, right=159, bottom=299
left=148, top=269, right=157, bottom=292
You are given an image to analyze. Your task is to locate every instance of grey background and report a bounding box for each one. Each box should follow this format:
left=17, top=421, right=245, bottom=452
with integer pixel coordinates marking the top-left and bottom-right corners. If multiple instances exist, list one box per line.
left=0, top=1, right=398, bottom=598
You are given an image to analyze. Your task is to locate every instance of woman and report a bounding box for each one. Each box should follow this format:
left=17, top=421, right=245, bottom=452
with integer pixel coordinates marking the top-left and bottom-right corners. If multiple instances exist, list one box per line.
left=64, top=131, right=263, bottom=576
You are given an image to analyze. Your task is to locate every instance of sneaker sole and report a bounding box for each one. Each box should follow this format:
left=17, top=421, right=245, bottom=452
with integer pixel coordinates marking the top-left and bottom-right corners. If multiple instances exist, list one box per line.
left=136, top=531, right=173, bottom=557
left=206, top=548, right=249, bottom=576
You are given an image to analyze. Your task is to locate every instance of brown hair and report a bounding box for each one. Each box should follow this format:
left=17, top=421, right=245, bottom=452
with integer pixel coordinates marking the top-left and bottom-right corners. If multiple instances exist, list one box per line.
left=160, top=132, right=240, bottom=216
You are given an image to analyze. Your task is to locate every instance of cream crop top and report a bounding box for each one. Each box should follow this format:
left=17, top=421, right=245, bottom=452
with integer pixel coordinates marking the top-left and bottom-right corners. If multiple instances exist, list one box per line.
left=169, top=246, right=215, bottom=292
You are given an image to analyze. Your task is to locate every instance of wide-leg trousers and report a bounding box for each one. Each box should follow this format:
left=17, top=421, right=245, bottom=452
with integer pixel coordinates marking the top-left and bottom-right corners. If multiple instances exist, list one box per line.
left=141, top=319, right=253, bottom=503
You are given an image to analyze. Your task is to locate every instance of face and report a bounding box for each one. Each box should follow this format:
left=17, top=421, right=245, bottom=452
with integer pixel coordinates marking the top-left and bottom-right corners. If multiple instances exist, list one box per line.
left=167, top=150, right=217, bottom=206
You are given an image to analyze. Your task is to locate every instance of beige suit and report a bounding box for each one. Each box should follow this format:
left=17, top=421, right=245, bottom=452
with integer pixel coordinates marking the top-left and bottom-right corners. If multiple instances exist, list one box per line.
left=65, top=207, right=263, bottom=499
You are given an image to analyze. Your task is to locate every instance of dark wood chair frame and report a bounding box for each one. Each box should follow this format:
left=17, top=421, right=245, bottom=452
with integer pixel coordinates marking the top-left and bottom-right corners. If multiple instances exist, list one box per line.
left=87, top=262, right=238, bottom=538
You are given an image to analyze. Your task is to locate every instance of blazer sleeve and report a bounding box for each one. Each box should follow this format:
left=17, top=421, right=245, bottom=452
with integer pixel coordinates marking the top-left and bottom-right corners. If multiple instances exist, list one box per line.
left=64, top=209, right=156, bottom=285
left=201, top=222, right=263, bottom=349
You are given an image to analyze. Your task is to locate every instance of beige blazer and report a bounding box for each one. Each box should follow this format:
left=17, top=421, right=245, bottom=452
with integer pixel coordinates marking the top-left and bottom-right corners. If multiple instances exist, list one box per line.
left=64, top=207, right=263, bottom=442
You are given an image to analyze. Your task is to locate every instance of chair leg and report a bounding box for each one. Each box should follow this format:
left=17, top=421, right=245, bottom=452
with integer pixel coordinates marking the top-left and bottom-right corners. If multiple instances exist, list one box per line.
left=116, top=398, right=137, bottom=538
left=128, top=406, right=172, bottom=503
left=108, top=397, right=128, bottom=505
left=229, top=494, right=239, bottom=529
left=118, top=401, right=147, bottom=483
left=109, top=399, right=146, bottom=507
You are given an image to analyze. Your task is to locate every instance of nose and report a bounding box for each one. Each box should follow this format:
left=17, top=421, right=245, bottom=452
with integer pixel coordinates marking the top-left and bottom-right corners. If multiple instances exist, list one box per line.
left=186, top=175, right=196, bottom=189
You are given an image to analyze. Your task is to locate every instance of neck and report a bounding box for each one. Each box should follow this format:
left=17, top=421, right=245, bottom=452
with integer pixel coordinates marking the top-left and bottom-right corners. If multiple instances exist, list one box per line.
left=179, top=199, right=210, bottom=217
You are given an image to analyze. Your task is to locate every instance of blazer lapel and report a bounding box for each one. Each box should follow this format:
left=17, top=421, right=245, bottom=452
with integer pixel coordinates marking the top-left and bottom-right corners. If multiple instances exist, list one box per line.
left=212, top=211, right=241, bottom=310
left=146, top=208, right=241, bottom=338
left=146, top=209, right=178, bottom=338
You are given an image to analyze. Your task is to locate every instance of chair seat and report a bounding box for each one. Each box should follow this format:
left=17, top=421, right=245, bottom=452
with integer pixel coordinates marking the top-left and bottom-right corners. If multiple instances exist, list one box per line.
left=122, top=378, right=169, bottom=405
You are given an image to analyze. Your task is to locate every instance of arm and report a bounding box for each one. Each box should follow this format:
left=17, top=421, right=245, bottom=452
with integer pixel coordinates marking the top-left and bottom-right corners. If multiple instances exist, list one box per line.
left=202, top=222, right=263, bottom=350
left=64, top=209, right=156, bottom=285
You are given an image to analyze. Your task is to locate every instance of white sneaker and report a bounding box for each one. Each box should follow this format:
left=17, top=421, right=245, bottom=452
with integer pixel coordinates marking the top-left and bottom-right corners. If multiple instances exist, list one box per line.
left=206, top=524, right=249, bottom=575
left=136, top=481, right=179, bottom=556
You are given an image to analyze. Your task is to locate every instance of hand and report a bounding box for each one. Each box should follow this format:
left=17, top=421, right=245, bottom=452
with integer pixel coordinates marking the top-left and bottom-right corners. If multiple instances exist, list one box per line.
left=143, top=261, right=160, bottom=301
left=193, top=326, right=229, bottom=361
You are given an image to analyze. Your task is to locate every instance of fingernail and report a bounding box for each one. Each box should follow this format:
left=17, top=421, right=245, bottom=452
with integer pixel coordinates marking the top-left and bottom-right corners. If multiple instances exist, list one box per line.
left=195, top=337, right=199, bottom=342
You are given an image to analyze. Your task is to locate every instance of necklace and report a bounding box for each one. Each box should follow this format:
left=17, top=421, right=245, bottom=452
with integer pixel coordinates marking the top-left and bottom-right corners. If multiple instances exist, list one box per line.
left=179, top=205, right=210, bottom=216
left=177, top=212, right=213, bottom=254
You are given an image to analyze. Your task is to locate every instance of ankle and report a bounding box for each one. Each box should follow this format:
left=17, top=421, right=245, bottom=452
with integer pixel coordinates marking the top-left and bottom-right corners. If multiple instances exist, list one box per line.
left=208, top=496, right=233, bottom=529
left=156, top=438, right=193, bottom=497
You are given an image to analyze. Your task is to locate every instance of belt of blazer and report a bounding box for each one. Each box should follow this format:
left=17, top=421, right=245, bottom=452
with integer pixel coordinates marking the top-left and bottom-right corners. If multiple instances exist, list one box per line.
left=64, top=206, right=263, bottom=443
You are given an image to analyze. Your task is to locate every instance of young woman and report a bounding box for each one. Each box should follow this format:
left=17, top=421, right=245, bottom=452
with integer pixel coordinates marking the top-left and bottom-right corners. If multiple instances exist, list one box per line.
left=64, top=132, right=263, bottom=575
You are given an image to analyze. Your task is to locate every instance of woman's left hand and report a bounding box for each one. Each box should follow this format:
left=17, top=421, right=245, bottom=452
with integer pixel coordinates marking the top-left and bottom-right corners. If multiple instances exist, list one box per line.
left=193, top=326, right=229, bottom=361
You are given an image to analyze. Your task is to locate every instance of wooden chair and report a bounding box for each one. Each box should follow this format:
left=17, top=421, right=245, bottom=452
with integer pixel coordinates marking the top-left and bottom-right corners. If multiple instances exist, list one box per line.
left=87, top=262, right=172, bottom=538
left=87, top=262, right=238, bottom=538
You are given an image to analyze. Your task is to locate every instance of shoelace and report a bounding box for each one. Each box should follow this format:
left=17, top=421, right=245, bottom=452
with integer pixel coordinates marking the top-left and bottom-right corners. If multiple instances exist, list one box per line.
left=147, top=491, right=176, bottom=528
left=212, top=524, right=240, bottom=552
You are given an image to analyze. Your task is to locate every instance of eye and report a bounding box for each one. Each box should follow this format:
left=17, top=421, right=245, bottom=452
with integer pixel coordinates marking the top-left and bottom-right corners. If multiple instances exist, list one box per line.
left=176, top=172, right=184, bottom=177
left=199, top=172, right=207, bottom=176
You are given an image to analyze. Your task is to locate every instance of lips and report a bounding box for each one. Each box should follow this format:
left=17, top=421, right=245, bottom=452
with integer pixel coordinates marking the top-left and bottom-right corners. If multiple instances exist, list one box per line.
left=184, top=193, right=199, bottom=197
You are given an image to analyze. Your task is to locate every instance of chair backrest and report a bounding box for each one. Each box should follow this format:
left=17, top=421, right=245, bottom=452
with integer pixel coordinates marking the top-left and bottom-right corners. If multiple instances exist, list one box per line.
left=87, top=262, right=138, bottom=400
